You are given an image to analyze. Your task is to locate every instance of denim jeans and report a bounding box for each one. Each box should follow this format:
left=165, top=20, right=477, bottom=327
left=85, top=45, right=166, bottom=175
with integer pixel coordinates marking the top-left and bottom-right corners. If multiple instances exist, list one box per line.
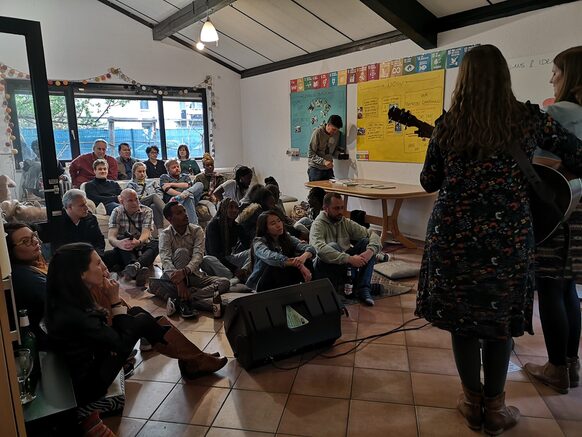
left=308, top=167, right=334, bottom=182
left=174, top=182, right=204, bottom=224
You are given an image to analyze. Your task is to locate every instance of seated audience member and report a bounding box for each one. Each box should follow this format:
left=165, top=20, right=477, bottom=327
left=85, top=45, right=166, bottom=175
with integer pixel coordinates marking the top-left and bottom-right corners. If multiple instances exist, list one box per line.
left=69, top=139, right=118, bottom=188
left=265, top=183, right=309, bottom=240
left=160, top=159, right=204, bottom=224
left=310, top=193, right=381, bottom=306
left=195, top=152, right=225, bottom=200
left=5, top=223, right=47, bottom=338
left=302, top=186, right=326, bottom=229
left=237, top=185, right=276, bottom=250
left=126, top=161, right=165, bottom=230
left=45, top=243, right=227, bottom=435
left=178, top=144, right=201, bottom=175
left=247, top=210, right=315, bottom=291
left=107, top=189, right=158, bottom=286
left=52, top=189, right=108, bottom=258
left=144, top=145, right=166, bottom=178
left=84, top=159, right=122, bottom=215
left=205, top=198, right=250, bottom=280
left=158, top=201, right=230, bottom=318
left=214, top=165, right=253, bottom=204
left=116, top=142, right=138, bottom=180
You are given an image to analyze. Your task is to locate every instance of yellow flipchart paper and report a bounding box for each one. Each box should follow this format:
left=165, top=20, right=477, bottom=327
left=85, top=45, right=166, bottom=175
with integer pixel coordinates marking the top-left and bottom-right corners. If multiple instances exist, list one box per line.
left=356, top=70, right=445, bottom=163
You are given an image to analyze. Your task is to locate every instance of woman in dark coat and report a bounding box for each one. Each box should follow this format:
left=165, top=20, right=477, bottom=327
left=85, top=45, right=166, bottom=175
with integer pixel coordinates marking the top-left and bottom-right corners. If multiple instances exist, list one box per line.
left=415, top=44, right=582, bottom=435
left=45, top=243, right=227, bottom=431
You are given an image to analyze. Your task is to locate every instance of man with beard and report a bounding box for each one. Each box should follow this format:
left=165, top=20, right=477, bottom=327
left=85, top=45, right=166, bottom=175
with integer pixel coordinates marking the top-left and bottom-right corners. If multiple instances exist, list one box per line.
left=69, top=139, right=118, bottom=187
left=160, top=159, right=204, bottom=224
left=310, top=192, right=381, bottom=306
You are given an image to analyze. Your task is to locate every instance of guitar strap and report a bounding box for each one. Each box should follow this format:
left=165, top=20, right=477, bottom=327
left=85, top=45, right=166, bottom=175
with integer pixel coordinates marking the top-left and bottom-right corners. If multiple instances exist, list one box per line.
left=508, top=143, right=570, bottom=274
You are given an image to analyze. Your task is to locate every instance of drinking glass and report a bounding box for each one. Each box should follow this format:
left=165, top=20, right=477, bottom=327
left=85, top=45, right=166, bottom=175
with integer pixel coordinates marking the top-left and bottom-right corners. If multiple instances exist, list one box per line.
left=14, top=348, right=36, bottom=404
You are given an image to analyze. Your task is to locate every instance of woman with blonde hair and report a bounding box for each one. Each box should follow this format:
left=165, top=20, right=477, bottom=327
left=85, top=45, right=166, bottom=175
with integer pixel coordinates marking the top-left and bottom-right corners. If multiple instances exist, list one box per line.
left=126, top=161, right=165, bottom=229
left=415, top=44, right=582, bottom=435
left=524, top=46, right=582, bottom=394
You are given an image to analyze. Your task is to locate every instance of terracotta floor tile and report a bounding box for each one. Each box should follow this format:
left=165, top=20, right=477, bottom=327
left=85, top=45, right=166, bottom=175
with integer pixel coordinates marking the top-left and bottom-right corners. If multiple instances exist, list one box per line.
left=352, top=368, right=413, bottom=404
left=501, top=416, right=564, bottom=436
left=132, top=353, right=182, bottom=383
left=182, top=331, right=218, bottom=352
left=374, top=294, right=403, bottom=308
left=405, top=325, right=452, bottom=349
left=402, top=309, right=429, bottom=327
left=505, top=380, right=553, bottom=418
left=416, top=406, right=480, bottom=437
left=400, top=293, right=418, bottom=309
left=150, top=385, right=229, bottom=426
left=291, top=364, right=353, bottom=398
left=411, top=372, right=461, bottom=409
left=348, top=400, right=417, bottom=437
left=356, top=322, right=406, bottom=345
left=358, top=305, right=404, bottom=324
left=506, top=353, right=531, bottom=383
left=513, top=332, right=549, bottom=357
left=303, top=341, right=356, bottom=367
left=136, top=421, right=207, bottom=437
left=213, top=389, right=287, bottom=433
left=534, top=383, right=582, bottom=421
left=122, top=380, right=175, bottom=420
left=557, top=419, right=582, bottom=436
left=341, top=320, right=358, bottom=337
left=102, top=416, right=146, bottom=437
left=354, top=343, right=409, bottom=371
left=408, top=346, right=458, bottom=376
left=178, top=315, right=223, bottom=333
left=181, top=357, right=243, bottom=388
left=206, top=428, right=275, bottom=437
left=343, top=304, right=360, bottom=322
left=235, top=362, right=298, bottom=393
left=277, top=394, right=349, bottom=437
left=204, top=332, right=235, bottom=357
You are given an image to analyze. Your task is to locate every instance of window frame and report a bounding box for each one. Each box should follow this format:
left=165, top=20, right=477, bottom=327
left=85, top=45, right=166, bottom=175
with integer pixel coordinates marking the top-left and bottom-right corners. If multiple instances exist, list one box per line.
left=5, top=79, right=210, bottom=161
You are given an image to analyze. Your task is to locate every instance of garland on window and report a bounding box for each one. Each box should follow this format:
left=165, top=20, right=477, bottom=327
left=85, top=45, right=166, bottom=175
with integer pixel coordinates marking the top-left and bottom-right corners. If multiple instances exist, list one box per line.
left=0, top=63, right=216, bottom=157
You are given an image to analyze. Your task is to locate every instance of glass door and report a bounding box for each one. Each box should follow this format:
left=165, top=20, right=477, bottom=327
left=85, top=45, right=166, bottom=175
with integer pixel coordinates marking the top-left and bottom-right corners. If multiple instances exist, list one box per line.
left=0, top=17, right=63, bottom=239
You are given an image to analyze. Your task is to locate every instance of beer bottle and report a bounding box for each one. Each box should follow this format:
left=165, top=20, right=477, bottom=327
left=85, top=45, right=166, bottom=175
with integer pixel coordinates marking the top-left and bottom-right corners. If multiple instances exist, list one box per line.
left=18, top=309, right=40, bottom=388
left=344, top=268, right=353, bottom=296
left=212, top=286, right=222, bottom=319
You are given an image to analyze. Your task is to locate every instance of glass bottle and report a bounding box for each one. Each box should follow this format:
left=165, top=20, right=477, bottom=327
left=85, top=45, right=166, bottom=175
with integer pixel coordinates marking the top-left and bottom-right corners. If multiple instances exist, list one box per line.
left=212, top=286, right=222, bottom=319
left=344, top=268, right=353, bottom=296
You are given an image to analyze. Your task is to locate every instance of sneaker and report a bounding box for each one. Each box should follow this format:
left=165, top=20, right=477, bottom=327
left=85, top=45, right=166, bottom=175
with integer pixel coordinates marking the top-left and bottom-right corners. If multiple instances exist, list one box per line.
left=139, top=337, right=153, bottom=352
left=167, top=297, right=177, bottom=316
left=122, top=262, right=139, bottom=280
left=135, top=266, right=150, bottom=287
left=376, top=252, right=391, bottom=263
left=179, top=299, right=198, bottom=319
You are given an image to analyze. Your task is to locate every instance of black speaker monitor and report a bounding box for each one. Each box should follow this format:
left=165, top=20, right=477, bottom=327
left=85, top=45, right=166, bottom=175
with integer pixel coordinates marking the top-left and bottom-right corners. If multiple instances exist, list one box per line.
left=224, top=279, right=342, bottom=369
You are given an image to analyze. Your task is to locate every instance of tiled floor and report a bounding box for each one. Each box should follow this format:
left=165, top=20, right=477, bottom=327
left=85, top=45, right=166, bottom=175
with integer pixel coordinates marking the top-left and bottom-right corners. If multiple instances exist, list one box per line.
left=104, top=248, right=582, bottom=436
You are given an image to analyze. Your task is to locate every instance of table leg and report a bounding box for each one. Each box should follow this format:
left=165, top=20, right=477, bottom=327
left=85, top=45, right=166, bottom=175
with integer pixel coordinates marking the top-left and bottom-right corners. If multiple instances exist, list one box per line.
left=342, top=195, right=350, bottom=218
left=388, top=199, right=417, bottom=248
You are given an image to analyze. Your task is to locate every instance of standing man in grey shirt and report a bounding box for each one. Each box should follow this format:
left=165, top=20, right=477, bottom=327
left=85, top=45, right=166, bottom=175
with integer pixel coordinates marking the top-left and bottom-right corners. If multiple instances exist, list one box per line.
left=307, top=115, right=344, bottom=181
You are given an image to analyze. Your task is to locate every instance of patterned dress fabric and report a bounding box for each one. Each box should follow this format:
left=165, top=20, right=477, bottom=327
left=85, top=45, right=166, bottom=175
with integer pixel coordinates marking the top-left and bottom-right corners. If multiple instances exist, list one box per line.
left=416, top=104, right=582, bottom=340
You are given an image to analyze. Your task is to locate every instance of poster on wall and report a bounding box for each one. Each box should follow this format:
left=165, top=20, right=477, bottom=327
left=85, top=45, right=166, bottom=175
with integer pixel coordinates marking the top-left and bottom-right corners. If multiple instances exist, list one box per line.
left=356, top=69, right=445, bottom=163
left=290, top=86, right=347, bottom=157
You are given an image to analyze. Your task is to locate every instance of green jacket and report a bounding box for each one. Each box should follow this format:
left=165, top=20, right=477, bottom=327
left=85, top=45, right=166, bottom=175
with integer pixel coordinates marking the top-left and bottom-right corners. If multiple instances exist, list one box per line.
left=309, top=211, right=381, bottom=264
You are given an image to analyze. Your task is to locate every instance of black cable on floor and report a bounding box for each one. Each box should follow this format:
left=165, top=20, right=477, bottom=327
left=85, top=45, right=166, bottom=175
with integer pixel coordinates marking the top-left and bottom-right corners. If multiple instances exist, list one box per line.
left=269, top=317, right=431, bottom=371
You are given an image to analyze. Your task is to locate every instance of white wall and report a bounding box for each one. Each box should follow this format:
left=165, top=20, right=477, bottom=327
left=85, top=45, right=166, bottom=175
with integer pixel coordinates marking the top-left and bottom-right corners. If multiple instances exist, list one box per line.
left=241, top=1, right=582, bottom=240
left=0, top=0, right=243, bottom=183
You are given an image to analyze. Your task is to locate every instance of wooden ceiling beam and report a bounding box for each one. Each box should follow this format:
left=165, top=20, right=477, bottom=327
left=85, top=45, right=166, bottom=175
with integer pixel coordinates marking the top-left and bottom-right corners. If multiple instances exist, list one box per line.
left=359, top=0, right=437, bottom=49
left=153, top=0, right=236, bottom=41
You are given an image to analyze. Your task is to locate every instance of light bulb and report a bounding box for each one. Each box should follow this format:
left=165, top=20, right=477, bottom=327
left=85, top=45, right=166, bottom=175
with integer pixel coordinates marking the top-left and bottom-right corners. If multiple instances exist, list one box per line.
left=196, top=41, right=205, bottom=50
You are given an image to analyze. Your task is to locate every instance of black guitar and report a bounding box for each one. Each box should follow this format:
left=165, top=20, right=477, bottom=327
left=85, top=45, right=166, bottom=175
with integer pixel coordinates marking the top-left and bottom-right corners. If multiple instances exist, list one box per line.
left=388, top=106, right=582, bottom=245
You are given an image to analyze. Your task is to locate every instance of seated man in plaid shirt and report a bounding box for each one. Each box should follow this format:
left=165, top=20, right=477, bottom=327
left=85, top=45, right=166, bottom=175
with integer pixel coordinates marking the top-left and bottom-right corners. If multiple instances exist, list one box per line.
left=107, top=188, right=159, bottom=286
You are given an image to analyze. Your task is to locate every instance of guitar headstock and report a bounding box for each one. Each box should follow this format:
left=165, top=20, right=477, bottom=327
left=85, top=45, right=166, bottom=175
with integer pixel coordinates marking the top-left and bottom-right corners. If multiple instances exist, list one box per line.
left=387, top=106, right=434, bottom=139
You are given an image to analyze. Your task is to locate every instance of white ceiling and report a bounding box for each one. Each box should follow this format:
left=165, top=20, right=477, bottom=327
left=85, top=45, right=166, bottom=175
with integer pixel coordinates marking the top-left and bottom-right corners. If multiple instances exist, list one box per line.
left=103, top=0, right=560, bottom=74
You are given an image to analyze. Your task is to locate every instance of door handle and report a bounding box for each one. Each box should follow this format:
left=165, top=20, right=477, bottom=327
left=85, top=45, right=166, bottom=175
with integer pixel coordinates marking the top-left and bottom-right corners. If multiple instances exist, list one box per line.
left=39, top=185, right=60, bottom=195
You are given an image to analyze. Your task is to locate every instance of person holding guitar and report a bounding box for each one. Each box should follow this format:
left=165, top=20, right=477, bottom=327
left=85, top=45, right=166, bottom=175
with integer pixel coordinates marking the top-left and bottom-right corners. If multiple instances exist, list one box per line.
left=414, top=45, right=582, bottom=435
left=524, top=46, right=582, bottom=394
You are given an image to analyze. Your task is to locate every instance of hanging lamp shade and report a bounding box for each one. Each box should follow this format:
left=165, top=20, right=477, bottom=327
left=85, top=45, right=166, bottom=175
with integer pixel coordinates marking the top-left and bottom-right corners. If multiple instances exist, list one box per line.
left=200, top=19, right=219, bottom=43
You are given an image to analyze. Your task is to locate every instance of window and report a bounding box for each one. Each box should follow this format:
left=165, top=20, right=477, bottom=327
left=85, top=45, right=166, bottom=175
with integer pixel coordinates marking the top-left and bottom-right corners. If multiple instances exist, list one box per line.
left=5, top=80, right=209, bottom=162
left=163, top=99, right=205, bottom=159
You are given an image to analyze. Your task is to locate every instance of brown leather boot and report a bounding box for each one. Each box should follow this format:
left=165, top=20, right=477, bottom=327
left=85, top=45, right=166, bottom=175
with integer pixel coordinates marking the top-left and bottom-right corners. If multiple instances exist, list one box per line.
left=524, top=361, right=569, bottom=394
left=153, top=317, right=228, bottom=378
left=457, top=384, right=483, bottom=430
left=483, top=392, right=520, bottom=436
left=567, top=357, right=580, bottom=388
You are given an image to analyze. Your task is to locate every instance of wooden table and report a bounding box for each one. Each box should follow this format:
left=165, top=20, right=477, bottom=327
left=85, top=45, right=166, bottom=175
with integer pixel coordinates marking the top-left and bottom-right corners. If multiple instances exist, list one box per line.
left=305, top=179, right=434, bottom=248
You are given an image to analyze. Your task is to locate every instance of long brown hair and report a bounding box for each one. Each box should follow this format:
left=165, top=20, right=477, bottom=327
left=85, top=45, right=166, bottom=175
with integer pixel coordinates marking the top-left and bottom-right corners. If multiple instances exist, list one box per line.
left=435, top=44, right=527, bottom=159
left=553, top=46, right=582, bottom=105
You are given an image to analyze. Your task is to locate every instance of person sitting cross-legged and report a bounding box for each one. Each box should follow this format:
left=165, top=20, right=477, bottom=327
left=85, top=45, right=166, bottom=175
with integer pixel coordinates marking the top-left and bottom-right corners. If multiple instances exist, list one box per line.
left=84, top=159, right=122, bottom=215
left=160, top=159, right=204, bottom=225
left=310, top=192, right=381, bottom=306
left=107, top=189, right=159, bottom=286
left=158, top=201, right=230, bottom=318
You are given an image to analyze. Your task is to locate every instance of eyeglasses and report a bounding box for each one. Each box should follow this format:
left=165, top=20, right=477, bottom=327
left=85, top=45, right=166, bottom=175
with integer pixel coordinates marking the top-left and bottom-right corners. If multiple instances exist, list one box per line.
left=14, top=232, right=42, bottom=247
